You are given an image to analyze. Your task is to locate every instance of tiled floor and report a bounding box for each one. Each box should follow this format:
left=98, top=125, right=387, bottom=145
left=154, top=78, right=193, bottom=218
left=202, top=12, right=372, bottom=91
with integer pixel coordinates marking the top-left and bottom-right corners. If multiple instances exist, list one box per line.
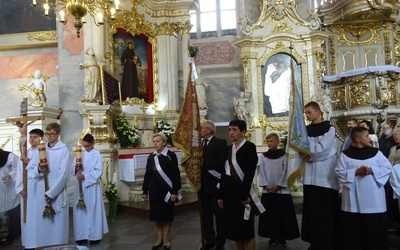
left=3, top=197, right=400, bottom=250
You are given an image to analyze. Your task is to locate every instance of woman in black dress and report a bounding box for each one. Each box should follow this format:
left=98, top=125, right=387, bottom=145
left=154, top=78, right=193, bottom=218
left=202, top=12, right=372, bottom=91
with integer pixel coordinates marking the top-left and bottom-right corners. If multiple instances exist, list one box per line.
left=142, top=133, right=181, bottom=250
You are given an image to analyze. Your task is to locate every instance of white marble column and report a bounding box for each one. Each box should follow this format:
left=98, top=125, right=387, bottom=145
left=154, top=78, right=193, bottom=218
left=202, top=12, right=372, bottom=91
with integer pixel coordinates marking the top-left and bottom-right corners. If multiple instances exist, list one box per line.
left=156, top=35, right=179, bottom=111
left=83, top=15, right=106, bottom=59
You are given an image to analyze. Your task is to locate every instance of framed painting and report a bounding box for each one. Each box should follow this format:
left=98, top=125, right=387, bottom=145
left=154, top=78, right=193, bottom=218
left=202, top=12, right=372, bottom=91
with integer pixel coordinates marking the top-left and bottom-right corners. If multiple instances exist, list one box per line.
left=112, top=28, right=153, bottom=103
left=261, top=53, right=302, bottom=118
left=0, top=1, right=57, bottom=50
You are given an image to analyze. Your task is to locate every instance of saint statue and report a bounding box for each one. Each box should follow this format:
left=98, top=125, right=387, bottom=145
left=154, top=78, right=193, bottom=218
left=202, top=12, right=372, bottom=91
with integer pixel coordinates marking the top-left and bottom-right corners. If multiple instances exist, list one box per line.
left=233, top=91, right=252, bottom=127
left=79, top=47, right=103, bottom=103
left=195, top=69, right=210, bottom=109
left=319, top=88, right=338, bottom=121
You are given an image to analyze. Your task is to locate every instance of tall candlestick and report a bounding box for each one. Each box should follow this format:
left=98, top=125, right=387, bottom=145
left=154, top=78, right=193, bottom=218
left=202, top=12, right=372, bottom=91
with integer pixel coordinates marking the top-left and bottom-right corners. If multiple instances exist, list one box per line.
left=38, top=139, right=55, bottom=218
left=153, top=116, right=156, bottom=129
left=75, top=141, right=85, bottom=209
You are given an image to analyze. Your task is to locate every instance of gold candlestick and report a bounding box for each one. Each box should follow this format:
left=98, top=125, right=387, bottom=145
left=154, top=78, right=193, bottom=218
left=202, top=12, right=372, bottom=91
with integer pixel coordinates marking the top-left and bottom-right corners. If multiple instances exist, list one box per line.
left=38, top=140, right=55, bottom=219
left=75, top=142, right=86, bottom=209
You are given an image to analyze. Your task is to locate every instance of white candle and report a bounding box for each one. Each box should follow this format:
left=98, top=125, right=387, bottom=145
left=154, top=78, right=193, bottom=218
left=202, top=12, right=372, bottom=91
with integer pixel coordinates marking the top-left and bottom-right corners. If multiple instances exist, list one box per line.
left=59, top=10, right=66, bottom=23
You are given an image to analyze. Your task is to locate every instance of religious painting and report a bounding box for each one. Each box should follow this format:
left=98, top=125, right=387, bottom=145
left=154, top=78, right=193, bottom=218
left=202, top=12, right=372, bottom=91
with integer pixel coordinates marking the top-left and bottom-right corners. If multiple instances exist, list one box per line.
left=0, top=1, right=56, bottom=35
left=112, top=28, right=153, bottom=103
left=262, top=53, right=301, bottom=118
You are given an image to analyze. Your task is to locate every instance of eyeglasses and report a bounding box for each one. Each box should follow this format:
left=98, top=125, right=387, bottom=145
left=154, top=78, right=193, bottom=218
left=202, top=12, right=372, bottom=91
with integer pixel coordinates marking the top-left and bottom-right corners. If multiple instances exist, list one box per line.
left=45, top=132, right=59, bottom=137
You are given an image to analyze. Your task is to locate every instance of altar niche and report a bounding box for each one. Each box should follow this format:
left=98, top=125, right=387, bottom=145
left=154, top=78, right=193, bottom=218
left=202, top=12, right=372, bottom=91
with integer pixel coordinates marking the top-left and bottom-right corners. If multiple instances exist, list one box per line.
left=261, top=53, right=303, bottom=118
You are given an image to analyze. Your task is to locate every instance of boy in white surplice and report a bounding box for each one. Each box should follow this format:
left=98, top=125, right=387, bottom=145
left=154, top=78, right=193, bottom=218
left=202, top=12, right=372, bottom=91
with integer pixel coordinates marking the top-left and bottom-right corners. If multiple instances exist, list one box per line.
left=336, top=126, right=392, bottom=250
left=73, top=134, right=109, bottom=246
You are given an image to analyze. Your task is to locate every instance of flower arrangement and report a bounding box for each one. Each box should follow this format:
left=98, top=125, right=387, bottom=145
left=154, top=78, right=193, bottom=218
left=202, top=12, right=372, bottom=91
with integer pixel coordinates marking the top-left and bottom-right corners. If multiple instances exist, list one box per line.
left=113, top=114, right=141, bottom=148
left=188, top=44, right=199, bottom=58
left=102, top=166, right=118, bottom=204
left=101, top=165, right=118, bottom=222
left=156, top=119, right=175, bottom=145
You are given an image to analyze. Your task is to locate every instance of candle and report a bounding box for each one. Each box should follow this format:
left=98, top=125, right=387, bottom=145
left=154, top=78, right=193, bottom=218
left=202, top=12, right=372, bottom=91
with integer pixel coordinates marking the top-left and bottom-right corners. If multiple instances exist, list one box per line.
left=97, top=13, right=104, bottom=24
left=75, top=141, right=82, bottom=164
left=153, top=116, right=156, bottom=128
left=33, top=0, right=37, bottom=6
left=133, top=116, right=138, bottom=128
left=59, top=10, right=66, bottom=23
left=38, top=139, right=47, bottom=169
left=110, top=8, right=116, bottom=19
left=44, top=3, right=50, bottom=16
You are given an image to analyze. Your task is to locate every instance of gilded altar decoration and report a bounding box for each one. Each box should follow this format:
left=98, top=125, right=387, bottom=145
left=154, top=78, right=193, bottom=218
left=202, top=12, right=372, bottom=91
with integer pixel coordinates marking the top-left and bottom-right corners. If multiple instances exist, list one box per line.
left=38, top=140, right=56, bottom=219
left=334, top=23, right=381, bottom=46
left=75, top=142, right=86, bottom=209
left=331, top=87, right=347, bottom=110
left=27, top=31, right=57, bottom=41
left=19, top=69, right=49, bottom=108
left=349, top=82, right=372, bottom=107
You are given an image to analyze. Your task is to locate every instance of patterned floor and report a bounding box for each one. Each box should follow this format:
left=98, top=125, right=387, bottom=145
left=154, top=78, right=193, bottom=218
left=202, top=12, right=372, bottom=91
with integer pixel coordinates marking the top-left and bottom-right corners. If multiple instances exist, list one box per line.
left=3, top=196, right=400, bottom=250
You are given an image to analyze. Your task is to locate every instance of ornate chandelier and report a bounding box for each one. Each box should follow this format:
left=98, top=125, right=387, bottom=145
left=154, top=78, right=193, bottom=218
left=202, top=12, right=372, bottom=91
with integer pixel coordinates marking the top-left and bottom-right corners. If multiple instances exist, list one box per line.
left=32, top=0, right=121, bottom=38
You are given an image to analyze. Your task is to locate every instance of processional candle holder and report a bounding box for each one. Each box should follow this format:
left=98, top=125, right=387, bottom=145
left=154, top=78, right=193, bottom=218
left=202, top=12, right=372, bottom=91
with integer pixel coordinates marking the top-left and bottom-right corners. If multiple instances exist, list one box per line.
left=38, top=140, right=56, bottom=219
left=75, top=142, right=86, bottom=209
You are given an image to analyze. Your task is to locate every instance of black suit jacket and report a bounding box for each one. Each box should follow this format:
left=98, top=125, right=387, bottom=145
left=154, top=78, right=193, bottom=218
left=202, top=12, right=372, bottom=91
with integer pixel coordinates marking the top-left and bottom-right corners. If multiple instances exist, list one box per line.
left=225, top=140, right=258, bottom=201
left=142, top=150, right=181, bottom=201
left=201, top=136, right=228, bottom=195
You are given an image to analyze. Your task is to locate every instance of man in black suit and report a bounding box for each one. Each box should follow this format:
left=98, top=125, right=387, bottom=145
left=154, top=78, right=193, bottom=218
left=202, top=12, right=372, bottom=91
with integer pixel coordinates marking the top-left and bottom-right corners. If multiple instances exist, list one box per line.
left=200, top=120, right=227, bottom=250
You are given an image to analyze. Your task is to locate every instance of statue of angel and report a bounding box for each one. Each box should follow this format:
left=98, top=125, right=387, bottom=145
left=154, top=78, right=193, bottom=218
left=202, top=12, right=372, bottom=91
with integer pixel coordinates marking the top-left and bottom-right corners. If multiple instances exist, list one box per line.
left=18, top=69, right=49, bottom=108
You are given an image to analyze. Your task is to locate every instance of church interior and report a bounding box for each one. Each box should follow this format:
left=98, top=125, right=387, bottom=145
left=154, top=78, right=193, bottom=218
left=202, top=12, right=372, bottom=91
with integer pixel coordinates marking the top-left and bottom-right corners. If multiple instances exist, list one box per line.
left=1, top=0, right=400, bottom=249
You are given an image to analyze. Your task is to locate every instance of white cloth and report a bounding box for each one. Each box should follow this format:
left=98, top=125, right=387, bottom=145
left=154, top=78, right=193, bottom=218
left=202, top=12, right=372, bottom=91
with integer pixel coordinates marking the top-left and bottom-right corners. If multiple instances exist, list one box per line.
left=16, top=141, right=71, bottom=248
left=264, top=63, right=291, bottom=114
left=73, top=148, right=109, bottom=241
left=370, top=134, right=379, bottom=148
left=304, top=126, right=339, bottom=190
left=257, top=154, right=290, bottom=194
left=390, top=164, right=400, bottom=200
left=323, top=65, right=400, bottom=82
left=336, top=150, right=392, bottom=213
left=0, top=153, right=20, bottom=213
left=16, top=147, right=40, bottom=248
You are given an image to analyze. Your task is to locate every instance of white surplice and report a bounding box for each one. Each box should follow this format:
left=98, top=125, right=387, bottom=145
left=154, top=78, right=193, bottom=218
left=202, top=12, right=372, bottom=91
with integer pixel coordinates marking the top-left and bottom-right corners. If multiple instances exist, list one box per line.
left=16, top=141, right=71, bottom=248
left=336, top=150, right=392, bottom=213
left=16, top=147, right=39, bottom=248
left=73, top=148, right=109, bottom=241
left=1, top=152, right=20, bottom=214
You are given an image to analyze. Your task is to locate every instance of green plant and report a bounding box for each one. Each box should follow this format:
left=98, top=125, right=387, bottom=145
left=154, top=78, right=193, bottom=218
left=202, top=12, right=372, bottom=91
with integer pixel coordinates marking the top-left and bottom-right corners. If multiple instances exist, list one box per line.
left=156, top=119, right=174, bottom=145
left=188, top=45, right=199, bottom=58
left=113, top=114, right=141, bottom=148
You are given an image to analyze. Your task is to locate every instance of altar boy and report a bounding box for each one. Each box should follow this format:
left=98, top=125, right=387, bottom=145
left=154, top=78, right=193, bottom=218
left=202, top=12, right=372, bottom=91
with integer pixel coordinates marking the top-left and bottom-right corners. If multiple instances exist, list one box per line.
left=335, top=126, right=392, bottom=250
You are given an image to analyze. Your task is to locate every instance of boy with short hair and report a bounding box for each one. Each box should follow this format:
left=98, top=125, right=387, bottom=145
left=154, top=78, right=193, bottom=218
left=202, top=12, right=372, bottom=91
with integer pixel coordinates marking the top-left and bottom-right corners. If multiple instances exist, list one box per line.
left=16, top=128, right=43, bottom=249
left=40, top=123, right=71, bottom=246
left=257, top=133, right=299, bottom=247
left=73, top=134, right=109, bottom=246
left=336, top=126, right=392, bottom=250
left=302, top=101, right=340, bottom=250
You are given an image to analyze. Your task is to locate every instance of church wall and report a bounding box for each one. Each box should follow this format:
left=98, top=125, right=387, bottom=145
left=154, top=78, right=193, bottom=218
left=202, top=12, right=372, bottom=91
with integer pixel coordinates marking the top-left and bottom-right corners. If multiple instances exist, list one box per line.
left=0, top=47, right=59, bottom=118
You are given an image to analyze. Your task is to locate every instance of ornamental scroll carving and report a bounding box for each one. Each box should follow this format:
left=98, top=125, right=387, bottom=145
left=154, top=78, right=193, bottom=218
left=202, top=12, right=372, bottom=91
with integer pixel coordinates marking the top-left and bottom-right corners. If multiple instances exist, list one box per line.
left=194, top=41, right=236, bottom=66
